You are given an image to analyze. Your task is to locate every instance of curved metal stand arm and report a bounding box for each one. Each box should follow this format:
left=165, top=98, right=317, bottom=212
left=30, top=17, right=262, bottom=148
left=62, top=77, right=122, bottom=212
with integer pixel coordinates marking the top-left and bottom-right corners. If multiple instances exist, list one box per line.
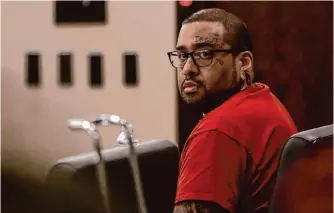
left=123, top=124, right=147, bottom=213
left=93, top=136, right=111, bottom=213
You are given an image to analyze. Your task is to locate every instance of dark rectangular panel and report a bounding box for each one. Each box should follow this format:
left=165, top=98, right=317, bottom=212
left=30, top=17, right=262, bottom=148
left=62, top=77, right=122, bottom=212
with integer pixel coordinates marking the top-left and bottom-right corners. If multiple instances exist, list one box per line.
left=123, top=52, right=138, bottom=86
left=58, top=52, right=73, bottom=86
left=89, top=53, right=103, bottom=87
left=25, top=52, right=41, bottom=86
left=54, top=1, right=107, bottom=25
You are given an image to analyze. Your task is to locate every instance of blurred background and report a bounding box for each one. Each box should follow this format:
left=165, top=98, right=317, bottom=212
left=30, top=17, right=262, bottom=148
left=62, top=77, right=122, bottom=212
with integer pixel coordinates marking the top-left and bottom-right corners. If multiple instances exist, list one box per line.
left=2, top=1, right=177, bottom=181
left=1, top=0, right=333, bottom=212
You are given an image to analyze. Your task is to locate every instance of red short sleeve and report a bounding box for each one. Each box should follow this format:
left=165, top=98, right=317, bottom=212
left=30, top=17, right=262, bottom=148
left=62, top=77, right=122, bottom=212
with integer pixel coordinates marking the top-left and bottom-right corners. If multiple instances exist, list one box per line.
left=175, top=130, right=249, bottom=213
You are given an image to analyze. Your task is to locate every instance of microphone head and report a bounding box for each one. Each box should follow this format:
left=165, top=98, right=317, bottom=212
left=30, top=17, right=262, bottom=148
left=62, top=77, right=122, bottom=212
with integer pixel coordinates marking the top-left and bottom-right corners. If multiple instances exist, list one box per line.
left=99, top=114, right=127, bottom=125
left=67, top=119, right=85, bottom=129
left=109, top=114, right=121, bottom=124
left=67, top=119, right=95, bottom=131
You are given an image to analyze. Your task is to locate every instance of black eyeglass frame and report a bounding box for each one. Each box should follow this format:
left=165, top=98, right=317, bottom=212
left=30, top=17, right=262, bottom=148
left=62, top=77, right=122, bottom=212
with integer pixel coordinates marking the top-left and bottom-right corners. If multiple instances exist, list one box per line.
left=167, top=49, right=234, bottom=68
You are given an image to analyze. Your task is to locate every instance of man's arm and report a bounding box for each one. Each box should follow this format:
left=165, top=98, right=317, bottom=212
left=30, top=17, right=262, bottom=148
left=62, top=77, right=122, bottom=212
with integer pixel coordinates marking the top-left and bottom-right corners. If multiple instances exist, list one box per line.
left=173, top=200, right=230, bottom=213
left=175, top=130, right=250, bottom=213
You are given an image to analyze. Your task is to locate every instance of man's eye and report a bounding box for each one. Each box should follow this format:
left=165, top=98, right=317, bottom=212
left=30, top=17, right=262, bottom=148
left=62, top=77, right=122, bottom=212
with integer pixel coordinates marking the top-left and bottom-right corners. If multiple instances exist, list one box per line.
left=199, top=50, right=212, bottom=59
left=179, top=53, right=188, bottom=60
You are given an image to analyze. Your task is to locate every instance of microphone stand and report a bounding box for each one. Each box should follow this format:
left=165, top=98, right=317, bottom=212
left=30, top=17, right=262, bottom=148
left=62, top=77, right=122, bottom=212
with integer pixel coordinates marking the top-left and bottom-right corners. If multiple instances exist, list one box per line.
left=67, top=119, right=111, bottom=213
left=122, top=123, right=147, bottom=213
left=92, top=114, right=148, bottom=213
left=69, top=114, right=148, bottom=213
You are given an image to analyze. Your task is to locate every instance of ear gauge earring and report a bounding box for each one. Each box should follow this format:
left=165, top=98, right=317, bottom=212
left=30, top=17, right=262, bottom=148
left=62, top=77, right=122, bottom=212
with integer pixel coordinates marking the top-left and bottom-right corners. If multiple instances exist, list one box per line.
left=244, top=72, right=251, bottom=86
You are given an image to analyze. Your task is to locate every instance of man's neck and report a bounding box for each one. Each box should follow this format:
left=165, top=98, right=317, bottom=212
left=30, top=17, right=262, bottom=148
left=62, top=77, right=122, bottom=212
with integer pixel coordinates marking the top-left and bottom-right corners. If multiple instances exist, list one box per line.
left=194, top=85, right=242, bottom=115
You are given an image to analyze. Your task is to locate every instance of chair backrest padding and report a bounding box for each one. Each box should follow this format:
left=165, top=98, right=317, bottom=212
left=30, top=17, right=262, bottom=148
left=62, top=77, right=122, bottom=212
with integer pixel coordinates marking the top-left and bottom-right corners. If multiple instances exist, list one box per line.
left=46, top=140, right=180, bottom=213
left=269, top=125, right=333, bottom=213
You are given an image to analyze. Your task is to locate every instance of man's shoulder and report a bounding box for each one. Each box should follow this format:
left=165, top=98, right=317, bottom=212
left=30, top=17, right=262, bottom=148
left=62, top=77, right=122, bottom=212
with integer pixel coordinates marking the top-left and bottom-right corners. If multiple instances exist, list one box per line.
left=189, top=100, right=275, bottom=139
left=197, top=84, right=295, bottom=141
left=188, top=83, right=296, bottom=145
left=212, top=84, right=291, bottom=123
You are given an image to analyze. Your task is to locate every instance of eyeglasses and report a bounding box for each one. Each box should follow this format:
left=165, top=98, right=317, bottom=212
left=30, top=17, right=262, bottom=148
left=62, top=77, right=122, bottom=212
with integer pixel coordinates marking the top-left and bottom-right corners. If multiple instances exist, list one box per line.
left=167, top=49, right=233, bottom=68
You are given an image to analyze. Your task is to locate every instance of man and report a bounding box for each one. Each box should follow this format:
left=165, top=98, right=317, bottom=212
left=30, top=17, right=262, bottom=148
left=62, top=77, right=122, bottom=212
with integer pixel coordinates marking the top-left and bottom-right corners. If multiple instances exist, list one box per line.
left=167, top=8, right=298, bottom=213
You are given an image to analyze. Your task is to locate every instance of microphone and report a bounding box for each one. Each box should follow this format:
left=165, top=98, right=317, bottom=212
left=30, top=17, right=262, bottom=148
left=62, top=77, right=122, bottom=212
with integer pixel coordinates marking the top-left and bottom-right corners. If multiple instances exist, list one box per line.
left=89, top=114, right=137, bottom=144
left=91, top=114, right=127, bottom=126
left=68, top=119, right=95, bottom=130
left=90, top=114, right=147, bottom=213
left=67, top=114, right=147, bottom=213
left=67, top=119, right=100, bottom=139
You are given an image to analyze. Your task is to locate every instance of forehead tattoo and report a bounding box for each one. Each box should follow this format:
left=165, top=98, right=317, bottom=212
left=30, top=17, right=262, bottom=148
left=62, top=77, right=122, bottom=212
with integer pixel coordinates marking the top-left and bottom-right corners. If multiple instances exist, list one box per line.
left=193, top=36, right=224, bottom=48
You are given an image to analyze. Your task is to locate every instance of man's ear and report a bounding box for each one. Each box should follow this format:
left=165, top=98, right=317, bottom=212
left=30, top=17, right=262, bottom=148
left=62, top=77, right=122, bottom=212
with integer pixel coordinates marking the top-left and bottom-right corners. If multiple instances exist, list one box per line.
left=235, top=51, right=253, bottom=81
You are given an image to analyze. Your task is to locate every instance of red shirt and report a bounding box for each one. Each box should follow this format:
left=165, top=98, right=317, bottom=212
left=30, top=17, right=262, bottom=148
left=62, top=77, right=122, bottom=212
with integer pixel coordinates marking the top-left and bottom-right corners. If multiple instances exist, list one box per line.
left=175, top=83, right=298, bottom=213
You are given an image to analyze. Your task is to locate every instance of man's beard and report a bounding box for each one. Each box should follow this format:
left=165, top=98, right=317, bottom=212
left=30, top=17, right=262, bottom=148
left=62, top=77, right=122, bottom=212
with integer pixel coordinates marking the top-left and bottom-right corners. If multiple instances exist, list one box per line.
left=180, top=86, right=206, bottom=104
left=180, top=68, right=241, bottom=113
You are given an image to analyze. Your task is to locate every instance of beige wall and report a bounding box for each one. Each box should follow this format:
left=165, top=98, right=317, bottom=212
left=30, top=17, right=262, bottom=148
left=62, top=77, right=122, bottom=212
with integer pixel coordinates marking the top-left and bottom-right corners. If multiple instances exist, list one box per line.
left=1, top=1, right=177, bottom=180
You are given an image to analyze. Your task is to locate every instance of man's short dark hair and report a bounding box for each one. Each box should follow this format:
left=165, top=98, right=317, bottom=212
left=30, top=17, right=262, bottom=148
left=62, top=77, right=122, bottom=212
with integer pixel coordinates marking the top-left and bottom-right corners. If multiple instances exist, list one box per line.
left=182, top=8, right=253, bottom=55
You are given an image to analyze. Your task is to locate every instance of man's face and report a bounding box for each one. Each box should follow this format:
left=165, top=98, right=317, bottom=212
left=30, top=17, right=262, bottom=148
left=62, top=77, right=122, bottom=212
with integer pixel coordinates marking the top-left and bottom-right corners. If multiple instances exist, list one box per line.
left=176, top=21, right=238, bottom=104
